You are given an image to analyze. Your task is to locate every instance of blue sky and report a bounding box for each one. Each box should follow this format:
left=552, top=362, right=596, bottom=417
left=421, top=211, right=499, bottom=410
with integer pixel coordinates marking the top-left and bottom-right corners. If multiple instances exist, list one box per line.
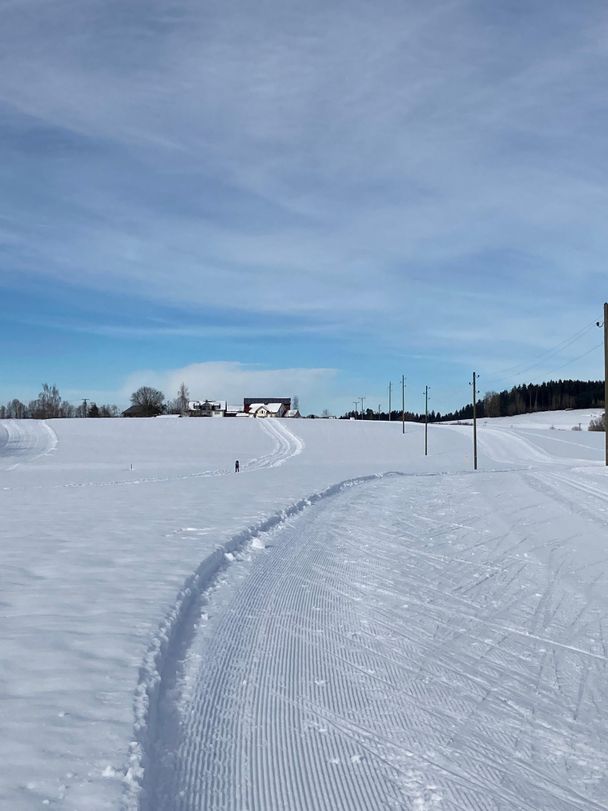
left=1, top=0, right=607, bottom=415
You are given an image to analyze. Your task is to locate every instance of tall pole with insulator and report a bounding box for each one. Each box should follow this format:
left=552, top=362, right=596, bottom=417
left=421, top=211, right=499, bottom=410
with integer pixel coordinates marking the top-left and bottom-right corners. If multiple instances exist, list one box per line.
left=424, top=385, right=429, bottom=456
left=472, top=371, right=478, bottom=471
left=605, top=303, right=608, bottom=466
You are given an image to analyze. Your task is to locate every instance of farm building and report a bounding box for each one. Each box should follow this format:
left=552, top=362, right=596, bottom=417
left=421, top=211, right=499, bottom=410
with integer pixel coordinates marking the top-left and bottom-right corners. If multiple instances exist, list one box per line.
left=243, top=397, right=291, bottom=414
left=248, top=402, right=288, bottom=418
left=187, top=400, right=226, bottom=417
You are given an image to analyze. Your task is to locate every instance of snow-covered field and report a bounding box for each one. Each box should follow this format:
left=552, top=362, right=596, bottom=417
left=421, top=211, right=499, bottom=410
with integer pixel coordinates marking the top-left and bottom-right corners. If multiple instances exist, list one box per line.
left=1, top=411, right=607, bottom=810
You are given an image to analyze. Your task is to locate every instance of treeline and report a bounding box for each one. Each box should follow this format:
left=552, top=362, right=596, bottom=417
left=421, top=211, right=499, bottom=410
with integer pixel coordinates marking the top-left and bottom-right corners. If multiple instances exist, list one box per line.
left=342, top=409, right=443, bottom=422
left=0, top=383, right=189, bottom=420
left=441, top=379, right=604, bottom=422
left=340, top=380, right=604, bottom=424
left=0, top=384, right=118, bottom=419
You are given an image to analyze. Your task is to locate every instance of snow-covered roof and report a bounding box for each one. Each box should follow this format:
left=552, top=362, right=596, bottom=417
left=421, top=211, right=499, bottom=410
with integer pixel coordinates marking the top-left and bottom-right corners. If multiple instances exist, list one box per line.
left=266, top=403, right=286, bottom=413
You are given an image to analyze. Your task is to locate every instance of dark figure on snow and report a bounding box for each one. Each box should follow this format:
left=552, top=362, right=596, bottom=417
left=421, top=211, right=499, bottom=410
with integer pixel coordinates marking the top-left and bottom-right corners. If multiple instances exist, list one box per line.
left=234, top=460, right=240, bottom=473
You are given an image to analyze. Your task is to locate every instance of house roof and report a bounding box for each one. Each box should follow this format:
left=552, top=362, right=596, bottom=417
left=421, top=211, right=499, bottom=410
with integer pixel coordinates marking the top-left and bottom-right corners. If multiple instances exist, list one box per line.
left=244, top=397, right=291, bottom=405
left=243, top=397, right=291, bottom=412
left=188, top=400, right=226, bottom=409
left=249, top=402, right=286, bottom=414
left=122, top=404, right=149, bottom=417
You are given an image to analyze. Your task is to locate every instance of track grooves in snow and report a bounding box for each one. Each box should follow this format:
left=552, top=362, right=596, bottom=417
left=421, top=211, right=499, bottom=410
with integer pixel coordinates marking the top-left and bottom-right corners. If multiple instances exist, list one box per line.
left=128, top=472, right=608, bottom=811
left=250, top=419, right=305, bottom=469
left=0, top=418, right=303, bottom=491
left=0, top=420, right=57, bottom=470
left=124, top=473, right=390, bottom=811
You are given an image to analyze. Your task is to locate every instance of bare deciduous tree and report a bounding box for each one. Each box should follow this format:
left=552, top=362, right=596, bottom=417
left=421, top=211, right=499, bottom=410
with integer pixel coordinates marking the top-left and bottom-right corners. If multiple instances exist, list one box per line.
left=130, top=386, right=165, bottom=416
left=177, top=382, right=190, bottom=416
left=30, top=383, right=62, bottom=419
left=6, top=399, right=27, bottom=419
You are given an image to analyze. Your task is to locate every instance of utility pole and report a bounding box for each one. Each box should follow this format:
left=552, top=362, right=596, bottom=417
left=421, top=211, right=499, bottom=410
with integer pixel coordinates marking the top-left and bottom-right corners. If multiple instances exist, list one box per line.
left=353, top=400, right=358, bottom=417
left=360, top=396, right=366, bottom=417
left=388, top=382, right=392, bottom=421
left=596, top=303, right=608, bottom=466
left=424, top=385, right=429, bottom=456
left=605, top=302, right=608, bottom=467
left=82, top=398, right=88, bottom=418
left=472, top=372, right=478, bottom=471
left=401, top=375, right=406, bottom=435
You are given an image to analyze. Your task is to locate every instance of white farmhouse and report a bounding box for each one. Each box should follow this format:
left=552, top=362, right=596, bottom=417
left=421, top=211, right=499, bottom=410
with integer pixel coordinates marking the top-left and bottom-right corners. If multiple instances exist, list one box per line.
left=249, top=402, right=288, bottom=418
left=187, top=400, right=227, bottom=417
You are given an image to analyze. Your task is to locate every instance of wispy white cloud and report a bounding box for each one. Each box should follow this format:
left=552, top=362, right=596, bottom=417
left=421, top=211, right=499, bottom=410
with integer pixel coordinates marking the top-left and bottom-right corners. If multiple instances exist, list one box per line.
left=119, top=361, right=338, bottom=413
left=1, top=0, right=607, bottom=389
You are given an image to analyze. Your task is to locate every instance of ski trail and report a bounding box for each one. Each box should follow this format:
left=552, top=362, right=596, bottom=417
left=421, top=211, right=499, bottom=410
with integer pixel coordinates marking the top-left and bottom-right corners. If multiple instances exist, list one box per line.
left=248, top=418, right=305, bottom=469
left=128, top=473, right=608, bottom=811
left=124, top=473, right=387, bottom=811
left=0, top=418, right=303, bottom=490
left=451, top=423, right=601, bottom=470
left=0, top=420, right=58, bottom=470
left=476, top=427, right=554, bottom=466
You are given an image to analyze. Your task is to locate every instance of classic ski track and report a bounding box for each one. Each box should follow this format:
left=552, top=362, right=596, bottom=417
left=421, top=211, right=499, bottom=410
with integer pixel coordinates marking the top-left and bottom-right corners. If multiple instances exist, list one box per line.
left=248, top=418, right=305, bottom=469
left=0, top=419, right=58, bottom=470
left=129, top=471, right=608, bottom=811
left=476, top=426, right=556, bottom=466
left=0, top=418, right=302, bottom=491
left=124, top=472, right=393, bottom=811
left=544, top=470, right=608, bottom=505
left=523, top=470, right=608, bottom=531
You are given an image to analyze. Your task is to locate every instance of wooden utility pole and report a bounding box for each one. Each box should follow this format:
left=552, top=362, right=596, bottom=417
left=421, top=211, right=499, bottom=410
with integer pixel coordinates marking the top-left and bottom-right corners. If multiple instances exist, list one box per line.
left=604, top=303, right=608, bottom=466
left=388, top=382, right=392, bottom=421
left=472, top=372, right=478, bottom=470
left=598, top=304, right=608, bottom=466
left=401, top=375, right=406, bottom=434
left=424, top=385, right=429, bottom=456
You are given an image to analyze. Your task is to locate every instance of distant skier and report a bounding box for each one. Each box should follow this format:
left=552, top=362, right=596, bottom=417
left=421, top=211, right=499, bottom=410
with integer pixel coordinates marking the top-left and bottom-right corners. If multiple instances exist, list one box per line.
left=234, top=459, right=240, bottom=473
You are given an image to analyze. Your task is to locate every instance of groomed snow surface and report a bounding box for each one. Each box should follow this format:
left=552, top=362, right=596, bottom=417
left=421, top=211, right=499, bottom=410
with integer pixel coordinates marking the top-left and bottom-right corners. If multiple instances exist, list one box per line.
left=1, top=410, right=607, bottom=810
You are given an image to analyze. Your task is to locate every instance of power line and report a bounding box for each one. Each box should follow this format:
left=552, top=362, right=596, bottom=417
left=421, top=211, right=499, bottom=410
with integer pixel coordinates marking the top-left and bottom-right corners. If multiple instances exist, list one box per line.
left=488, top=321, right=597, bottom=386
left=542, top=341, right=603, bottom=377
